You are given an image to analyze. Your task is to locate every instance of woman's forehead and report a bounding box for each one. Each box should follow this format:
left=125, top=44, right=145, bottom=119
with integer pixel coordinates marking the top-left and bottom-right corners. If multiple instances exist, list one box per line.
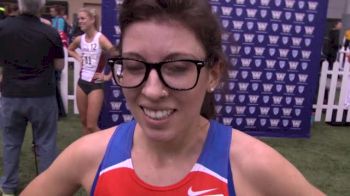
left=121, top=20, right=206, bottom=59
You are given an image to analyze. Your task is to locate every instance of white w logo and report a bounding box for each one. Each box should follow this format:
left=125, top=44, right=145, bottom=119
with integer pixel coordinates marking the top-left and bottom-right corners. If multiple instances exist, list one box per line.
left=271, top=10, right=282, bottom=19
left=308, top=1, right=318, bottom=10
left=238, top=83, right=249, bottom=91
left=260, top=0, right=270, bottom=6
left=292, top=37, right=302, bottom=46
left=257, top=22, right=268, bottom=31
left=304, top=26, right=315, bottom=35
left=295, top=13, right=305, bottom=22
left=263, top=84, right=273, bottom=92
left=246, top=118, right=256, bottom=126
left=260, top=107, right=270, bottom=115
left=235, top=106, right=246, bottom=114
left=249, top=95, right=259, bottom=103
left=266, top=60, right=276, bottom=68
left=298, top=74, right=308, bottom=82
left=221, top=7, right=233, bottom=16
left=282, top=108, right=292, bottom=116
left=282, top=24, right=292, bottom=33
left=251, top=71, right=262, bottom=80
left=232, top=21, right=244, bottom=29
left=301, top=50, right=311, bottom=59
left=244, top=34, right=255, bottom=42
left=295, top=97, right=305, bottom=105
left=292, top=120, right=301, bottom=128
left=272, top=96, right=283, bottom=104
left=110, top=102, right=122, bottom=110
left=254, top=47, right=265, bottom=56
left=279, top=49, right=289, bottom=58
left=241, top=58, right=252, bottom=67
left=268, top=35, right=279, bottom=44
left=246, top=9, right=257, bottom=17
left=289, top=61, right=299, bottom=70
left=270, top=119, right=280, bottom=127
left=276, top=73, right=286, bottom=81
left=285, top=0, right=296, bottom=8
left=286, top=85, right=296, bottom=93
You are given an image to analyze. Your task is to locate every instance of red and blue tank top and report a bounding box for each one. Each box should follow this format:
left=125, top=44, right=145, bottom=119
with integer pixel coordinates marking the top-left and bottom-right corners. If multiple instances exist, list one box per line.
left=91, top=120, right=236, bottom=195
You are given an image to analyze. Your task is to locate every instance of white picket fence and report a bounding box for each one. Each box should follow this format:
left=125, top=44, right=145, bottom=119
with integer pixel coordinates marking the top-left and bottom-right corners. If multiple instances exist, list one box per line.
left=60, top=48, right=79, bottom=114
left=313, top=51, right=350, bottom=123
left=60, top=48, right=350, bottom=123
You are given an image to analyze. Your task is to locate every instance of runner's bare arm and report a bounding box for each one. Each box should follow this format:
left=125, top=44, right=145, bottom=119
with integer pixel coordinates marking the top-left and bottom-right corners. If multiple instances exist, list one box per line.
left=230, top=130, right=325, bottom=196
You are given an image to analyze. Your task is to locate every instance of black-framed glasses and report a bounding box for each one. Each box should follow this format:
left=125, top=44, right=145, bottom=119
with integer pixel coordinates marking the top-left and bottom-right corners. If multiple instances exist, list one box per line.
left=108, top=57, right=207, bottom=91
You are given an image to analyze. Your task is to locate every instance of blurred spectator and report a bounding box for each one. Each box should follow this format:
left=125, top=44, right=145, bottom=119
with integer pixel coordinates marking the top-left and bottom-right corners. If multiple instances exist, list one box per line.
left=326, top=21, right=342, bottom=69
left=50, top=5, right=70, bottom=47
left=50, top=5, right=68, bottom=118
left=0, top=0, right=64, bottom=194
left=344, top=28, right=350, bottom=50
left=50, top=5, right=64, bottom=31
left=69, top=13, right=84, bottom=43
left=5, top=4, right=18, bottom=17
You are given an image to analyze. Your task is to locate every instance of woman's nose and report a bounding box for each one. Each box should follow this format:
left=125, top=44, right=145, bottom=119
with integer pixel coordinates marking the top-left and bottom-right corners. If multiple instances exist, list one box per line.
left=141, top=69, right=167, bottom=100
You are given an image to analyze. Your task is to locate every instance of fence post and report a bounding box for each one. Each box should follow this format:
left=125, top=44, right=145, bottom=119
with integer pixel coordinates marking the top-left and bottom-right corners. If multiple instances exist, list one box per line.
left=73, top=58, right=80, bottom=114
left=314, top=61, right=329, bottom=121
left=60, top=48, right=69, bottom=113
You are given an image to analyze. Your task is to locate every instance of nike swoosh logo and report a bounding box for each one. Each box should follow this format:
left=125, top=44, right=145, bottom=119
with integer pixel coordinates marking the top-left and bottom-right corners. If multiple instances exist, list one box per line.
left=187, top=186, right=217, bottom=196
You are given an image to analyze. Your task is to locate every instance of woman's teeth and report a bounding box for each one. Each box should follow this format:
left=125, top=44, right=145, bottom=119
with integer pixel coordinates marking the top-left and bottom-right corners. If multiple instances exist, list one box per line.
left=143, top=108, right=173, bottom=120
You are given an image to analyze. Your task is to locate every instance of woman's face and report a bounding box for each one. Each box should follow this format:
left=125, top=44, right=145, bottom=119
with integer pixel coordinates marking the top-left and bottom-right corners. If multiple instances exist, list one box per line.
left=121, top=20, right=219, bottom=141
left=49, top=8, right=57, bottom=17
left=78, top=11, right=94, bottom=31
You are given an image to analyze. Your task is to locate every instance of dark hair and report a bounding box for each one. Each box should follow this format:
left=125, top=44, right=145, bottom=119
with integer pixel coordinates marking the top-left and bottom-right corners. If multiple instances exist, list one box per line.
left=119, top=0, right=228, bottom=119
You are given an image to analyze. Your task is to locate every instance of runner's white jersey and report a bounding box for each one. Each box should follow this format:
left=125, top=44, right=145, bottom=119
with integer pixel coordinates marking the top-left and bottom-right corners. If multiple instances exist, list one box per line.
left=80, top=32, right=105, bottom=83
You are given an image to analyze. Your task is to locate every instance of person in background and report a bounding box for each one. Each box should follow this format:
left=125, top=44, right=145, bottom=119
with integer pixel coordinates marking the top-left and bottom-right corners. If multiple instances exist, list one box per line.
left=50, top=5, right=64, bottom=31
left=0, top=0, right=64, bottom=195
left=344, top=28, right=350, bottom=51
left=50, top=5, right=67, bottom=118
left=5, top=4, right=18, bottom=17
left=69, top=13, right=84, bottom=43
left=68, top=8, right=114, bottom=135
left=21, top=0, right=325, bottom=195
left=50, top=5, right=69, bottom=47
left=326, top=21, right=343, bottom=69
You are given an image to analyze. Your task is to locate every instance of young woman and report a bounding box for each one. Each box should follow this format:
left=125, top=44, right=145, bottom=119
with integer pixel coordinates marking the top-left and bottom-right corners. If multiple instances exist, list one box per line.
left=68, top=8, right=114, bottom=135
left=22, top=1, right=325, bottom=195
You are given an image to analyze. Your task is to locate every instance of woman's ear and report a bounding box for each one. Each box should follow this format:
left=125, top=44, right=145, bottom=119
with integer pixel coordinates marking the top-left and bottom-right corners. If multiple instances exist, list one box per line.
left=208, top=61, right=223, bottom=92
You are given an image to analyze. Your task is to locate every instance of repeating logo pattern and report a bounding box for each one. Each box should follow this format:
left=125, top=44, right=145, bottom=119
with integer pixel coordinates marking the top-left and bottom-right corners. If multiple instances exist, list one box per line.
left=209, top=0, right=327, bottom=137
left=100, top=0, right=327, bottom=137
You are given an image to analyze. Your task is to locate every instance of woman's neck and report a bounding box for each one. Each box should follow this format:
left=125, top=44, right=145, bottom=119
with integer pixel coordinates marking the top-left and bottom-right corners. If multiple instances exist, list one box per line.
left=133, top=117, right=210, bottom=159
left=85, top=28, right=97, bottom=39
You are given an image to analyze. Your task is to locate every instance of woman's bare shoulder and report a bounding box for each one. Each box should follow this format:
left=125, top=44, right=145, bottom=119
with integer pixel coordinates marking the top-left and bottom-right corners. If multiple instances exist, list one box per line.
left=230, top=129, right=324, bottom=196
left=72, top=126, right=117, bottom=160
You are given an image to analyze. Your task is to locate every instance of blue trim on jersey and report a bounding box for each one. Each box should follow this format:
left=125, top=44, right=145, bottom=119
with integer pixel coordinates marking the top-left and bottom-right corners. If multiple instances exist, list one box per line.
left=90, top=121, right=136, bottom=195
left=228, top=161, right=236, bottom=196
left=197, top=120, right=232, bottom=179
left=90, top=120, right=236, bottom=195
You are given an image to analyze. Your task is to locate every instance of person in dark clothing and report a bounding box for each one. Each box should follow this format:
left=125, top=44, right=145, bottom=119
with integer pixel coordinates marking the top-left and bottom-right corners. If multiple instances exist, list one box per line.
left=0, top=0, right=64, bottom=195
left=326, top=21, right=342, bottom=69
